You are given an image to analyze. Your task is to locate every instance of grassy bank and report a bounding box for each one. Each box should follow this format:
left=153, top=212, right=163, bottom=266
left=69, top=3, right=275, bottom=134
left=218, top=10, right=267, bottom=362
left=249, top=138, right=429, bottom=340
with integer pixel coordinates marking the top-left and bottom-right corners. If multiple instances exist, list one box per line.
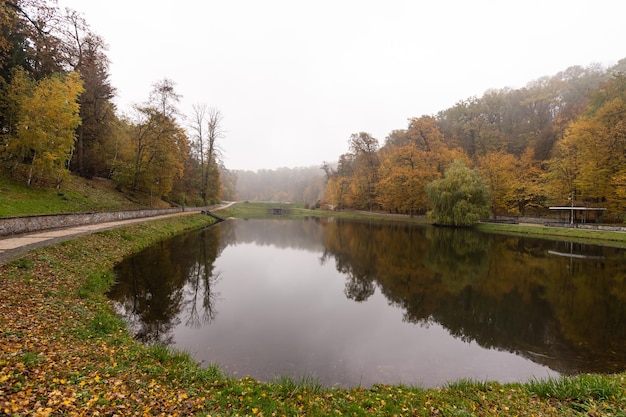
left=219, top=202, right=428, bottom=223
left=476, top=222, right=626, bottom=248
left=0, top=174, right=169, bottom=217
left=2, top=206, right=626, bottom=416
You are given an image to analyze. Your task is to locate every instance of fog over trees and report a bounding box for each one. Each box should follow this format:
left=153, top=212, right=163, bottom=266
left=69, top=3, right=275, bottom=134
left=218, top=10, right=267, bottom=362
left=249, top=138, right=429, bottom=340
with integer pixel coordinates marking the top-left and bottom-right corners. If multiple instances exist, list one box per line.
left=235, top=166, right=326, bottom=206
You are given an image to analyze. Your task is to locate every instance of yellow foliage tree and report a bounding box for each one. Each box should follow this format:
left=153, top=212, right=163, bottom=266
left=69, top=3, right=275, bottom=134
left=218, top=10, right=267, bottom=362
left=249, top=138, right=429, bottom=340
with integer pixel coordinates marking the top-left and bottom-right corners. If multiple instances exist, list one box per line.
left=3, top=69, right=83, bottom=187
left=511, top=148, right=545, bottom=215
left=478, top=151, right=517, bottom=217
left=548, top=82, right=626, bottom=213
left=113, top=105, right=188, bottom=202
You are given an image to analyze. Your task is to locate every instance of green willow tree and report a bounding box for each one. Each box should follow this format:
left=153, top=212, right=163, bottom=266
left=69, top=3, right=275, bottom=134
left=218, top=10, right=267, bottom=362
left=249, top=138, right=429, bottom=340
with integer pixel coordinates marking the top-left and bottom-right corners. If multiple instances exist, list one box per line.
left=427, top=160, right=490, bottom=226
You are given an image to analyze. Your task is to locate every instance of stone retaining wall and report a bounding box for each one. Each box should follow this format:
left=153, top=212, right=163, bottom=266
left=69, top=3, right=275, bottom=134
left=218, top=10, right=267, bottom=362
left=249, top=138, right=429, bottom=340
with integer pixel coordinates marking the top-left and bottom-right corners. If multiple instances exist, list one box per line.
left=0, top=208, right=185, bottom=237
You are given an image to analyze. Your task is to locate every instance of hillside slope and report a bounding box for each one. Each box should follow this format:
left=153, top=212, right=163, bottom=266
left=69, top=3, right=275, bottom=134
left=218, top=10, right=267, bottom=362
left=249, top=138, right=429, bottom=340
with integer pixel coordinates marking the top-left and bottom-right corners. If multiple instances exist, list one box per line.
left=0, top=174, right=171, bottom=217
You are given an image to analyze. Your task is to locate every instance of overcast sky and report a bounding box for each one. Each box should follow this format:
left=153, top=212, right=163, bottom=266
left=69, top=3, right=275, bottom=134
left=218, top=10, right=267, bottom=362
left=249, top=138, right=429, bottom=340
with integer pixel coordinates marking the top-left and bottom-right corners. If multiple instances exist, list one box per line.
left=57, top=0, right=625, bottom=171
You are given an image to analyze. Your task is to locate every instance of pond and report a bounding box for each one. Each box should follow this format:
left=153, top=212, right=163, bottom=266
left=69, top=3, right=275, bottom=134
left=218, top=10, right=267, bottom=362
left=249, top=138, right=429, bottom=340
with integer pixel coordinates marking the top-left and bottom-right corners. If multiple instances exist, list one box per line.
left=108, top=218, right=626, bottom=388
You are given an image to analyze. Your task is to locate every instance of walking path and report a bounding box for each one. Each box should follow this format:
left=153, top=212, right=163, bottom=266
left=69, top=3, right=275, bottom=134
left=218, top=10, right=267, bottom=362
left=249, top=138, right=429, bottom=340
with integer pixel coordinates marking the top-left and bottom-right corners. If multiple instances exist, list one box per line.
left=0, top=202, right=237, bottom=264
left=0, top=210, right=203, bottom=265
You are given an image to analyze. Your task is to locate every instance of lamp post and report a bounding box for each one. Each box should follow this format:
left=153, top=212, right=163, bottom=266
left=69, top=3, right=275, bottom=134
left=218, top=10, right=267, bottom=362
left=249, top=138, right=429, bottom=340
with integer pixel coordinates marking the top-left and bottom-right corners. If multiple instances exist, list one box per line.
left=569, top=191, right=574, bottom=224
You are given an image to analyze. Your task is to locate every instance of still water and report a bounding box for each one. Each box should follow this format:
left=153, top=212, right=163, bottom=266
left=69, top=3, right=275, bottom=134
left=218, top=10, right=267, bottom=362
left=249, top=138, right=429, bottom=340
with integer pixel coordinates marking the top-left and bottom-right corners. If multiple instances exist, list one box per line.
left=109, top=218, right=626, bottom=388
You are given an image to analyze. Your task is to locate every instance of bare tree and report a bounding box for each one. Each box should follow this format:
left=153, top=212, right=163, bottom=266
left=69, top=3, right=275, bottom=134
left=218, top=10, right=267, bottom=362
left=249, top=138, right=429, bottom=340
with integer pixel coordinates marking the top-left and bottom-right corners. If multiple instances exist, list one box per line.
left=204, top=108, right=223, bottom=204
left=190, top=104, right=223, bottom=204
left=150, top=78, right=181, bottom=118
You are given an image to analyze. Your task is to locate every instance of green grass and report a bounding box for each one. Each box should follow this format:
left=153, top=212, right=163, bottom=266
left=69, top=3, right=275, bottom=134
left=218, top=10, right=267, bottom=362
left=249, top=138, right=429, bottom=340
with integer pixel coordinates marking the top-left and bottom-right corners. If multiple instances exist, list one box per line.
left=0, top=172, right=166, bottom=216
left=218, top=201, right=428, bottom=223
left=19, top=351, right=43, bottom=369
left=8, top=257, right=34, bottom=270
left=88, top=309, right=126, bottom=338
left=476, top=222, right=626, bottom=247
left=77, top=271, right=116, bottom=299
left=527, top=374, right=624, bottom=401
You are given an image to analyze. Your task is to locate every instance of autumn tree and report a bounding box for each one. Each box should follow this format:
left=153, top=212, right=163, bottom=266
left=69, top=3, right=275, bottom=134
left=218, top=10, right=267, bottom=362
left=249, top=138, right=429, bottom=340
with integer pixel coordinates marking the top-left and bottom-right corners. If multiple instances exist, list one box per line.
left=477, top=150, right=517, bottom=217
left=0, top=1, right=122, bottom=184
left=436, top=97, right=502, bottom=158
left=427, top=160, right=490, bottom=226
left=113, top=104, right=187, bottom=203
left=378, top=116, right=464, bottom=215
left=1, top=68, right=83, bottom=186
left=347, top=132, right=379, bottom=210
left=377, top=144, right=422, bottom=214
left=111, top=79, right=190, bottom=204
left=546, top=130, right=579, bottom=207
left=187, top=104, right=224, bottom=204
left=323, top=154, right=354, bottom=210
left=511, top=148, right=545, bottom=215
left=2, top=0, right=64, bottom=80
left=548, top=74, right=626, bottom=215
left=204, top=107, right=223, bottom=203
left=219, top=163, right=238, bottom=201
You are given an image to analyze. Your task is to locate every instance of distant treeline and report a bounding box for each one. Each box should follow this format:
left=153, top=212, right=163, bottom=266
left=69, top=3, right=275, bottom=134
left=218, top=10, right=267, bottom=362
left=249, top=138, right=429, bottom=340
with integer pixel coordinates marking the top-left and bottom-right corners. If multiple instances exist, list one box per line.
left=235, top=166, right=326, bottom=205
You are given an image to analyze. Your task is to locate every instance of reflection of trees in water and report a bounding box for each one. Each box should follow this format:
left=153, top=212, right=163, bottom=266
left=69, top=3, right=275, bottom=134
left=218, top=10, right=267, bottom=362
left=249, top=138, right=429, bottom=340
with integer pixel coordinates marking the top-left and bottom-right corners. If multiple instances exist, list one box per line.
left=183, top=254, right=221, bottom=327
left=424, top=227, right=490, bottom=293
left=321, top=219, right=626, bottom=374
left=224, top=217, right=326, bottom=252
left=109, top=241, right=185, bottom=345
left=109, top=227, right=224, bottom=345
left=110, top=218, right=626, bottom=374
left=320, top=219, right=382, bottom=302
left=182, top=228, right=223, bottom=328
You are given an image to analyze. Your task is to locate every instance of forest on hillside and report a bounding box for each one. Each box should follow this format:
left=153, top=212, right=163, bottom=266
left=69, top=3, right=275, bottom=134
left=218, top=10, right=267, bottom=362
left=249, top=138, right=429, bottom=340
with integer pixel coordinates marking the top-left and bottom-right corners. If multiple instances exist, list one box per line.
left=0, top=0, right=235, bottom=206
left=323, top=60, right=626, bottom=222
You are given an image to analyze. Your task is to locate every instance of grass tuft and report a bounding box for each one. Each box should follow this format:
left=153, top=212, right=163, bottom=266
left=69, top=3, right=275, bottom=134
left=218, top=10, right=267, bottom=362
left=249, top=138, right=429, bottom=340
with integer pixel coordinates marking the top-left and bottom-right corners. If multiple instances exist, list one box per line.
left=88, top=310, right=125, bottom=338
left=527, top=374, right=624, bottom=401
left=148, top=343, right=182, bottom=364
left=445, top=378, right=491, bottom=392
left=20, top=351, right=43, bottom=369
left=271, top=374, right=325, bottom=396
left=77, top=271, right=116, bottom=299
left=10, top=258, right=33, bottom=270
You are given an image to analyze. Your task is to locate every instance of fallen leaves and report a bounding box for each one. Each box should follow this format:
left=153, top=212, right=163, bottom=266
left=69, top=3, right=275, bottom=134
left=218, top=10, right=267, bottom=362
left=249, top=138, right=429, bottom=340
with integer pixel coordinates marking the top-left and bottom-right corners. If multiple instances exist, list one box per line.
left=0, top=221, right=211, bottom=416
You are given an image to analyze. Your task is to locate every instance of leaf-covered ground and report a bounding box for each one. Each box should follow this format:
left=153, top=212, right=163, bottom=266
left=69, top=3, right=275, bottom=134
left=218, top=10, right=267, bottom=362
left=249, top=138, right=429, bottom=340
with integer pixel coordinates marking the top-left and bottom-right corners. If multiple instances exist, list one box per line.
left=2, top=214, right=626, bottom=416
